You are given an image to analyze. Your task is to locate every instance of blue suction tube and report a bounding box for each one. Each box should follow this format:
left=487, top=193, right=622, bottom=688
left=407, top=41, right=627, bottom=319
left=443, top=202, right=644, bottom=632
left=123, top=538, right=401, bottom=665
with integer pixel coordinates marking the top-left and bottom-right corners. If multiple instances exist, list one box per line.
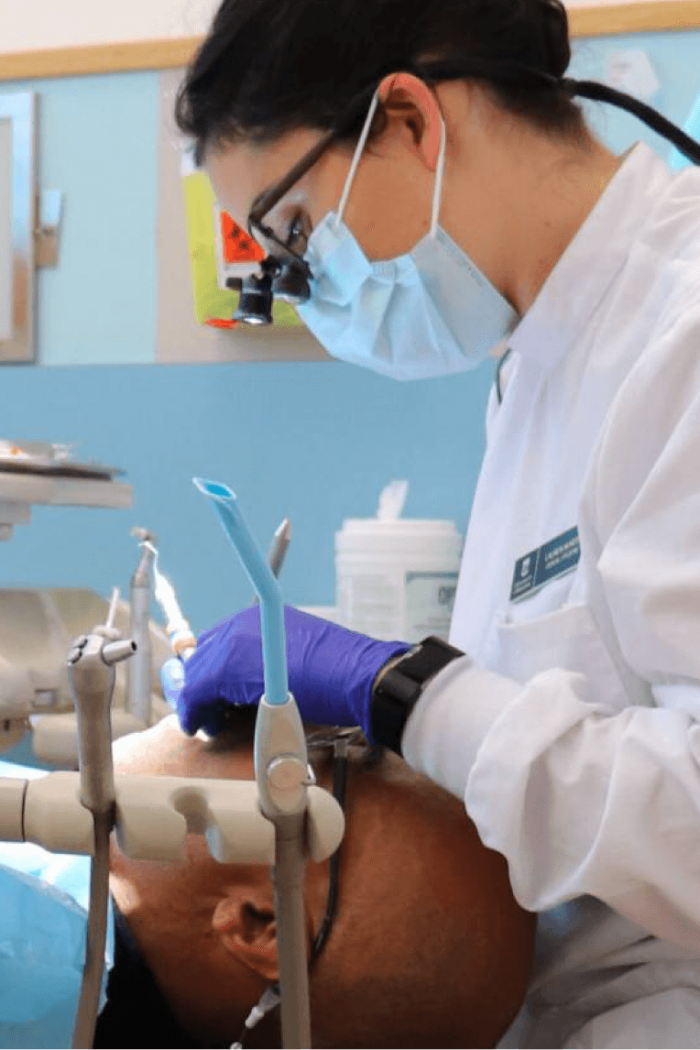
left=194, top=478, right=313, bottom=1049
left=193, top=478, right=289, bottom=705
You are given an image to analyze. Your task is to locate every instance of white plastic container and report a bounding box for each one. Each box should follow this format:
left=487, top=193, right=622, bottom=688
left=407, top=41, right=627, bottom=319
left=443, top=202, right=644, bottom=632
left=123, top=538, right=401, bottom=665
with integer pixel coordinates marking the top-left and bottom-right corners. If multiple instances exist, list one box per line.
left=335, top=519, right=463, bottom=642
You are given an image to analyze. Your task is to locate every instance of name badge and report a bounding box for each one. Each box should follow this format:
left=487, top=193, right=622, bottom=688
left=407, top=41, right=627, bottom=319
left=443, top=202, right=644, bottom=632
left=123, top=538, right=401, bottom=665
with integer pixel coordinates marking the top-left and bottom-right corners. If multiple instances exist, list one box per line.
left=510, top=526, right=581, bottom=603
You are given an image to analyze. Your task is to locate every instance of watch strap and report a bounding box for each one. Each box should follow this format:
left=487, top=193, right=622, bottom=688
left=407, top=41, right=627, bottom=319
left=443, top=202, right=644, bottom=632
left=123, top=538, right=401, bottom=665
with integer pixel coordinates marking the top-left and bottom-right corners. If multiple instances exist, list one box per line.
left=370, top=635, right=463, bottom=755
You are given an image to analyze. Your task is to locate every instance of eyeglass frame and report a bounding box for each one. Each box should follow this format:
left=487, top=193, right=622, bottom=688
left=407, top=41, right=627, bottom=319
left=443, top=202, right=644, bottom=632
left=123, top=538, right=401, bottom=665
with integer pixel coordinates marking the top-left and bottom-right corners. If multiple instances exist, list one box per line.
left=307, top=726, right=365, bottom=963
left=244, top=59, right=561, bottom=277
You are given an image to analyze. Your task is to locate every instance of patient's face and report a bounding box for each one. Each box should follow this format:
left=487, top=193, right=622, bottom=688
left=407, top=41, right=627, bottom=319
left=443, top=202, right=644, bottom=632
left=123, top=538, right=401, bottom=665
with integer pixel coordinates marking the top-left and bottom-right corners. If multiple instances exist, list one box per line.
left=110, top=717, right=534, bottom=1049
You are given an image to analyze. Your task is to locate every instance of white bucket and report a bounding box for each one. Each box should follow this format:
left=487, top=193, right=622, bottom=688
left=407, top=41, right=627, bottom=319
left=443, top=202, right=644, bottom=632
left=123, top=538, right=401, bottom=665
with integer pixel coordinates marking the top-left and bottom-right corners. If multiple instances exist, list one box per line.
left=335, top=519, right=462, bottom=642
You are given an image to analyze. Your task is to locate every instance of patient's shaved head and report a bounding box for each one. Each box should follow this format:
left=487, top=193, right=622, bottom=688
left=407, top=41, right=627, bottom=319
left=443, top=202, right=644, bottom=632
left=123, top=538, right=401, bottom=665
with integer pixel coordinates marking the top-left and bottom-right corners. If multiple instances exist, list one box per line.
left=110, top=716, right=534, bottom=1048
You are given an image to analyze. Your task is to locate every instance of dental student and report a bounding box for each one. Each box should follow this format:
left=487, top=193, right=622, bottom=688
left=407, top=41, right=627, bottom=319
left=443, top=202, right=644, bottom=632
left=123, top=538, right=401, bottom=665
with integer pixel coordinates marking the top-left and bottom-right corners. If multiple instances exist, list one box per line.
left=173, top=0, right=700, bottom=1045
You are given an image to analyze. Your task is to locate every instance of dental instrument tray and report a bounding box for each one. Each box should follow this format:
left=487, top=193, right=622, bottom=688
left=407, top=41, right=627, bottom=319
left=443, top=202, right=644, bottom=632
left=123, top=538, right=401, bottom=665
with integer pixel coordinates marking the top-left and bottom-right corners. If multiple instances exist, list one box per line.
left=0, top=442, right=124, bottom=481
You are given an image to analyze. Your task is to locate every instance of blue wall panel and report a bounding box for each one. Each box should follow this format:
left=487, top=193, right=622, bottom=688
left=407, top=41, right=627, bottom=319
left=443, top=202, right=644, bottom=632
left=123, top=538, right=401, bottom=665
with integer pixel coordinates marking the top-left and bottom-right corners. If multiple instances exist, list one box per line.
left=0, top=362, right=493, bottom=631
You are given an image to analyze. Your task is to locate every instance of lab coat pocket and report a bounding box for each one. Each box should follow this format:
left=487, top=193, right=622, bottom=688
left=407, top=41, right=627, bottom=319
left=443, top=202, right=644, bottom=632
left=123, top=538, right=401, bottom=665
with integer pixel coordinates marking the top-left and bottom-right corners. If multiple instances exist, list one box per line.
left=490, top=602, right=629, bottom=712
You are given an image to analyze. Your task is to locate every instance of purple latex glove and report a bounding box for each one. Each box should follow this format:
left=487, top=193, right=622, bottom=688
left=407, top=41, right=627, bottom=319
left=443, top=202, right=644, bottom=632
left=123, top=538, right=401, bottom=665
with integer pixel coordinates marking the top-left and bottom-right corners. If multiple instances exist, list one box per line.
left=178, top=605, right=409, bottom=739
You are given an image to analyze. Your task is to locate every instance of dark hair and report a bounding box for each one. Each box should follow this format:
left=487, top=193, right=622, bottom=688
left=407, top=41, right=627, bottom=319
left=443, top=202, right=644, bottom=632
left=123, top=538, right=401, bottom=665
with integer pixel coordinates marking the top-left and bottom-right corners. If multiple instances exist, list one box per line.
left=175, top=0, right=585, bottom=162
left=205, top=702, right=385, bottom=771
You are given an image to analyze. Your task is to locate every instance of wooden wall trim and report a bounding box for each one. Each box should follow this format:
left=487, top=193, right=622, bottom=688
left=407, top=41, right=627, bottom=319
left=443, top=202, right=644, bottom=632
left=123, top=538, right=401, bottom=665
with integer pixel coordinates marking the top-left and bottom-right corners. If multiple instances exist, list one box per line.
left=0, top=36, right=201, bottom=82
left=0, top=2, right=699, bottom=83
left=569, top=0, right=700, bottom=36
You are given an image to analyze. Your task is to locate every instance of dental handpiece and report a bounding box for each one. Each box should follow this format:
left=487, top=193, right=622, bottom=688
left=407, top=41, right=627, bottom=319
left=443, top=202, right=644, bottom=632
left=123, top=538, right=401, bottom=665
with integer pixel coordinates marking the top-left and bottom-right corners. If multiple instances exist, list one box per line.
left=145, top=541, right=196, bottom=662
left=267, top=517, right=293, bottom=583
left=69, top=588, right=136, bottom=814
left=128, top=528, right=157, bottom=724
left=67, top=591, right=136, bottom=1050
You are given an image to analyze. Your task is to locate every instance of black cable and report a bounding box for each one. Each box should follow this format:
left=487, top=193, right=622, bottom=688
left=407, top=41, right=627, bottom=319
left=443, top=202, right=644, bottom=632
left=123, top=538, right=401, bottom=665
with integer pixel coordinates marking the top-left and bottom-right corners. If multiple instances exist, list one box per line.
left=416, top=59, right=700, bottom=167
left=419, top=57, right=559, bottom=91
left=495, top=347, right=514, bottom=406
left=564, top=78, right=700, bottom=166
left=310, top=752, right=349, bottom=961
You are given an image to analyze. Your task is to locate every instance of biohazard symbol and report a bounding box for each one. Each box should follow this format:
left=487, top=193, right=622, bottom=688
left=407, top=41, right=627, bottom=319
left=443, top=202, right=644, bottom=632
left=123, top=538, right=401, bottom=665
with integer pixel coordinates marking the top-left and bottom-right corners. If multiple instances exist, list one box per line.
left=220, top=212, right=265, bottom=265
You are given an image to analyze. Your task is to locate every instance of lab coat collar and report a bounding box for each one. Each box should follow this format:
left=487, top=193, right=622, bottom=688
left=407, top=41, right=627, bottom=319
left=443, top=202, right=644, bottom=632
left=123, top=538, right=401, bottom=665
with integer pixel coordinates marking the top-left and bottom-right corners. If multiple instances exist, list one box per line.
left=508, top=142, right=671, bottom=371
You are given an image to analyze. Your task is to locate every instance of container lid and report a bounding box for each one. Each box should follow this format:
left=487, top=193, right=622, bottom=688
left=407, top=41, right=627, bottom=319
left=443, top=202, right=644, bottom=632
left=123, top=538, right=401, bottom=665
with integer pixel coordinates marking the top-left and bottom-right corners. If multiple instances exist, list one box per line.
left=336, top=518, right=463, bottom=556
left=338, top=518, right=459, bottom=533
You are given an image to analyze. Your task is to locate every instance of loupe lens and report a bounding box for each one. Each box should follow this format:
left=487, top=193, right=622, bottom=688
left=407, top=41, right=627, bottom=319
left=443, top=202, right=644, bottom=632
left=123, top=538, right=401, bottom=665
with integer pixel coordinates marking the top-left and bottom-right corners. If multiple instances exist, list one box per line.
left=272, top=261, right=312, bottom=305
left=231, top=265, right=276, bottom=325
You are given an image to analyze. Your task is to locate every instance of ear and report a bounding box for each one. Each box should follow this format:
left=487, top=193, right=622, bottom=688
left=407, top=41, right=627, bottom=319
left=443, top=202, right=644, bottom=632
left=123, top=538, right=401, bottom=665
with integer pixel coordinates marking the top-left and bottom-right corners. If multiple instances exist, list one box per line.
left=212, top=890, right=280, bottom=983
left=377, top=72, right=443, bottom=171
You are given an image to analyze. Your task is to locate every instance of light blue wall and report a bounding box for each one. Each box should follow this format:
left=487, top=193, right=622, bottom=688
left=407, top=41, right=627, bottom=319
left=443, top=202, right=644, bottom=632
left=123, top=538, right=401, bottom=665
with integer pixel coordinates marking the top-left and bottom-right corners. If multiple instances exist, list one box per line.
left=1, top=29, right=699, bottom=631
left=0, top=362, right=493, bottom=631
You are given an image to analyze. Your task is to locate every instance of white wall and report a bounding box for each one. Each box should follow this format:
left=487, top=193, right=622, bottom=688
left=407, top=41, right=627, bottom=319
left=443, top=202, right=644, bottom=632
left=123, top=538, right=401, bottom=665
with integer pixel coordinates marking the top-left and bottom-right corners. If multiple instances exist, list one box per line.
left=0, top=0, right=221, bottom=53
left=0, top=0, right=688, bottom=55
left=568, top=0, right=676, bottom=4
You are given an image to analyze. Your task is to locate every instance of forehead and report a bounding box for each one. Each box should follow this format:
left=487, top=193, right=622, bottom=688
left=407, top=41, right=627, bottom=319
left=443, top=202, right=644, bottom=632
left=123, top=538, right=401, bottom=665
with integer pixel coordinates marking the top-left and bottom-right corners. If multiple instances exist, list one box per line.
left=206, top=128, right=325, bottom=222
left=112, top=716, right=255, bottom=780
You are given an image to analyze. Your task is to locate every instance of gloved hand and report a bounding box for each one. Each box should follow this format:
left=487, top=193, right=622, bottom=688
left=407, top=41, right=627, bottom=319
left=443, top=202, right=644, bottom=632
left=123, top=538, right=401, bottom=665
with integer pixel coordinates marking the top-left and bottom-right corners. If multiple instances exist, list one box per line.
left=177, top=605, right=410, bottom=739
left=160, top=656, right=185, bottom=710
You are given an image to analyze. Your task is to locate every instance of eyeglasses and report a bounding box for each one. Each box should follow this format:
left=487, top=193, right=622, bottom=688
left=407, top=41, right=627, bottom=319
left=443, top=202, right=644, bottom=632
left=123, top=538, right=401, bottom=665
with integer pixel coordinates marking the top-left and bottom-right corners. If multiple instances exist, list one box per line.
left=307, top=726, right=364, bottom=962
left=227, top=133, right=331, bottom=323
left=230, top=86, right=377, bottom=323
left=248, top=126, right=337, bottom=275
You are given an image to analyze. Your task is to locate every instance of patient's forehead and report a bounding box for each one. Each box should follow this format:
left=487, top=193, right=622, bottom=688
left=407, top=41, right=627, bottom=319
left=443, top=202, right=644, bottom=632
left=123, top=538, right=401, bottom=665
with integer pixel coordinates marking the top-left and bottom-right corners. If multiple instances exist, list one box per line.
left=111, top=715, right=500, bottom=939
left=112, top=715, right=255, bottom=780
left=112, top=714, right=462, bottom=825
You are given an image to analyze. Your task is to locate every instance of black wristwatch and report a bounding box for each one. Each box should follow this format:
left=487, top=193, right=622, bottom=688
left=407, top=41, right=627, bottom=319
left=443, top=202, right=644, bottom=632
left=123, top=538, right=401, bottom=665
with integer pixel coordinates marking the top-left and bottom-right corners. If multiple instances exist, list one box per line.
left=370, top=635, right=464, bottom=756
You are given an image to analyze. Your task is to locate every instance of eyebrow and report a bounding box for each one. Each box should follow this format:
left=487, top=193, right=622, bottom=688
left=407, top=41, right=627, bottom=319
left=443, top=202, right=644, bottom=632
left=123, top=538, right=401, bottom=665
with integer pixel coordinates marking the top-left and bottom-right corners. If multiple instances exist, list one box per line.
left=248, top=128, right=337, bottom=225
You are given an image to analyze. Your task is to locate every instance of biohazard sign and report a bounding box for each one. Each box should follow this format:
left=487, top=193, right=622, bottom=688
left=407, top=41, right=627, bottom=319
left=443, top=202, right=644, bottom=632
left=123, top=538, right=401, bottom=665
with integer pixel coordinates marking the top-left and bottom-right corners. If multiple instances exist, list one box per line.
left=219, top=213, right=266, bottom=265
left=181, top=163, right=300, bottom=328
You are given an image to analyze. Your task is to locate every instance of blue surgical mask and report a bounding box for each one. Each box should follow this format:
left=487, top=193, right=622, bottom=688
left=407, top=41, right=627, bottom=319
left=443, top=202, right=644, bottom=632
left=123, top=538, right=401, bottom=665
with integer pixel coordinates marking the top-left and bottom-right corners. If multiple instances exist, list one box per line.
left=297, top=91, right=518, bottom=380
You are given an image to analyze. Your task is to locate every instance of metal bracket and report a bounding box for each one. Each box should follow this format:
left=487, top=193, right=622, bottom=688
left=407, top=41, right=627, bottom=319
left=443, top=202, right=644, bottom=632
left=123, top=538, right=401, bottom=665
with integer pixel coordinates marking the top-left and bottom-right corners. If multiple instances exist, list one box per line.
left=35, top=190, right=63, bottom=268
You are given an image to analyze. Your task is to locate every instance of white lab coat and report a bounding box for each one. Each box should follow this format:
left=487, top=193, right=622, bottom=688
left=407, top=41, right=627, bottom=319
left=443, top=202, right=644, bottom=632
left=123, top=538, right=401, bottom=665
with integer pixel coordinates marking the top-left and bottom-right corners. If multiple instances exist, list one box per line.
left=403, top=142, right=700, bottom=1048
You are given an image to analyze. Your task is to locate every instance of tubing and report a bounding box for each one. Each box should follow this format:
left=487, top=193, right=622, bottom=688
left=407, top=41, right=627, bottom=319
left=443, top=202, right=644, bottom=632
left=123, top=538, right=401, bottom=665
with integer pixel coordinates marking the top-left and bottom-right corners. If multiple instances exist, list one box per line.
left=565, top=78, right=700, bottom=166
left=193, top=478, right=288, bottom=706
left=273, top=813, right=312, bottom=1048
left=194, top=477, right=312, bottom=1048
left=71, top=811, right=111, bottom=1049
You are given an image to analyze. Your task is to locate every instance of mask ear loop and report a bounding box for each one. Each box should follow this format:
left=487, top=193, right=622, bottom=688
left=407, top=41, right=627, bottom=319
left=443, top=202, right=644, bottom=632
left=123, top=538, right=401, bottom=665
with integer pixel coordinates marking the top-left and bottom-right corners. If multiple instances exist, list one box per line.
left=334, top=89, right=381, bottom=229
left=335, top=87, right=446, bottom=235
left=430, top=113, right=447, bottom=237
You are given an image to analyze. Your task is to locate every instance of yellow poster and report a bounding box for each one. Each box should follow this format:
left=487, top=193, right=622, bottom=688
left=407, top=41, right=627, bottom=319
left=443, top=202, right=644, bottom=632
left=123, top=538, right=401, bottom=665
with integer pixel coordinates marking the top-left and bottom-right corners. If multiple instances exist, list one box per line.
left=181, top=166, right=300, bottom=329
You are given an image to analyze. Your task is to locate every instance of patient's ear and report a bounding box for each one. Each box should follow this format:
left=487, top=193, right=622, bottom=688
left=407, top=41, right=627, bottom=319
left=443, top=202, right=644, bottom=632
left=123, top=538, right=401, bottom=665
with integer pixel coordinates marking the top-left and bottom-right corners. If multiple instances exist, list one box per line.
left=212, top=891, right=279, bottom=982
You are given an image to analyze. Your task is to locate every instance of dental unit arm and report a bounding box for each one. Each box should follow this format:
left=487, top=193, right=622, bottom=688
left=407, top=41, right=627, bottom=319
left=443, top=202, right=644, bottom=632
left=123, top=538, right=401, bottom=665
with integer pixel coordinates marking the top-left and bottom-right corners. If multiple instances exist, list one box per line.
left=0, top=510, right=343, bottom=1050
left=66, top=590, right=137, bottom=1050
left=0, top=444, right=135, bottom=757
left=0, top=572, right=341, bottom=1050
left=195, top=478, right=315, bottom=1050
left=0, top=768, right=344, bottom=1043
left=0, top=581, right=173, bottom=767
